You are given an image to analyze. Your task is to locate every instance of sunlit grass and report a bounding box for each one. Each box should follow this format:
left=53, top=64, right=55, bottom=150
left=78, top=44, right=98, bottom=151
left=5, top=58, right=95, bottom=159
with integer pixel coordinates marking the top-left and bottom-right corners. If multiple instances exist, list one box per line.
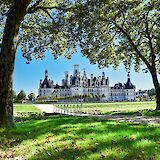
left=14, top=104, right=42, bottom=113
left=56, top=101, right=158, bottom=115
left=0, top=116, right=160, bottom=160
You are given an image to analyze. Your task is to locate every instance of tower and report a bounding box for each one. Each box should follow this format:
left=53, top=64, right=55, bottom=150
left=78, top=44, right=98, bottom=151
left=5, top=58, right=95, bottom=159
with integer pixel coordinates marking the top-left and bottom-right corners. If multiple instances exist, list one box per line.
left=102, top=72, right=106, bottom=86
left=83, top=69, right=86, bottom=76
left=102, top=72, right=105, bottom=79
left=73, top=64, right=79, bottom=77
left=65, top=71, right=70, bottom=86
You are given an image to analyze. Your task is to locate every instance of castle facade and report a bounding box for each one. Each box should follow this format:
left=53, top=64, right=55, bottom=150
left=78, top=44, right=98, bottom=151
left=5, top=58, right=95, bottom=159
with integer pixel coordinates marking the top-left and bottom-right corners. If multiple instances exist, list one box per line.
left=38, top=64, right=136, bottom=101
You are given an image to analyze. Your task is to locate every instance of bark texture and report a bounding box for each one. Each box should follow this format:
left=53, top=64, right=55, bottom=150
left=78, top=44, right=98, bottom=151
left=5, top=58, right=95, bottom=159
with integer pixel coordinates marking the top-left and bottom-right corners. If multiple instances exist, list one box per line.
left=150, top=68, right=160, bottom=110
left=0, top=0, right=31, bottom=126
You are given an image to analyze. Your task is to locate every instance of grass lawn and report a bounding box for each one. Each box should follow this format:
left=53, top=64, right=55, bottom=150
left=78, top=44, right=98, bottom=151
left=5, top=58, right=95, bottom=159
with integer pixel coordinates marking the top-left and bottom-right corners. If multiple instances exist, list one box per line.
left=0, top=116, right=160, bottom=160
left=56, top=101, right=159, bottom=116
left=14, top=104, right=42, bottom=113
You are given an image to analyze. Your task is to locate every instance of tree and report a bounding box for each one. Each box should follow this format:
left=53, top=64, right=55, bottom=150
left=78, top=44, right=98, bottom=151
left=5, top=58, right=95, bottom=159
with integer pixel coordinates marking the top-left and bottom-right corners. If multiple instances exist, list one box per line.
left=55, top=0, right=160, bottom=110
left=12, top=90, right=16, bottom=100
left=148, top=88, right=156, bottom=96
left=0, top=0, right=78, bottom=126
left=16, top=90, right=26, bottom=101
left=28, top=92, right=36, bottom=101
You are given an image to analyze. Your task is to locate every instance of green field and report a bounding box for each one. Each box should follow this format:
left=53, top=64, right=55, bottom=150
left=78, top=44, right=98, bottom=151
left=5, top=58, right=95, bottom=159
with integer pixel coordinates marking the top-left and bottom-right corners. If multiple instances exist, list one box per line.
left=13, top=104, right=43, bottom=117
left=14, top=104, right=42, bottom=113
left=13, top=101, right=159, bottom=116
left=56, top=101, right=157, bottom=115
left=0, top=116, right=160, bottom=160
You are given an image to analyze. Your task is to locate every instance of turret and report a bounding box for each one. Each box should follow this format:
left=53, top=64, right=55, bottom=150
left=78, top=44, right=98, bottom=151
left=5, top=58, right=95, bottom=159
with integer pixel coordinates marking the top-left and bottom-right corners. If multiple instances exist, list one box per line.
left=106, top=77, right=109, bottom=86
left=91, top=74, right=93, bottom=79
left=127, top=72, right=130, bottom=81
left=65, top=71, right=70, bottom=78
left=45, top=70, right=48, bottom=78
left=73, top=64, right=79, bottom=76
left=83, top=69, right=86, bottom=76
left=102, top=72, right=105, bottom=79
left=62, top=79, right=65, bottom=86
left=51, top=80, right=54, bottom=87
left=48, top=79, right=51, bottom=85
left=65, top=71, right=70, bottom=86
left=124, top=72, right=134, bottom=89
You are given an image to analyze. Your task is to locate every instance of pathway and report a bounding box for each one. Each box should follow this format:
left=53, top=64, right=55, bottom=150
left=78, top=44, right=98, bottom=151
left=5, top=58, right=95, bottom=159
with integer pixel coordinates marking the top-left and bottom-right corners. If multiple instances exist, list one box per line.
left=33, top=104, right=160, bottom=124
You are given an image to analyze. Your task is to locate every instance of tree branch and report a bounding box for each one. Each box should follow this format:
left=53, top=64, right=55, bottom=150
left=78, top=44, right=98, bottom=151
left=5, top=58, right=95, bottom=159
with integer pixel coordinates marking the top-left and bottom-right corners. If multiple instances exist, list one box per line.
left=27, top=5, right=77, bottom=14
left=41, top=8, right=54, bottom=20
left=27, top=0, right=43, bottom=13
left=145, top=12, right=155, bottom=66
left=114, top=23, right=151, bottom=70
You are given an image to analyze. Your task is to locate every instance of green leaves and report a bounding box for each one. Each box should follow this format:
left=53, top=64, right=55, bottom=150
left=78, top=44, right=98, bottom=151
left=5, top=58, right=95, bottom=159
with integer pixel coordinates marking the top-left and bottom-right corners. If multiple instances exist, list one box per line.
left=1, top=0, right=160, bottom=73
left=53, top=0, right=160, bottom=73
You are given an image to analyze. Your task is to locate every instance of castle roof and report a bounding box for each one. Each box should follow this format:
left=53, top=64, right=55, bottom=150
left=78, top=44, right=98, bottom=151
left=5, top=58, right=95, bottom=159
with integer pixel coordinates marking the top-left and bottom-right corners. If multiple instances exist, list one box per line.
left=124, top=72, right=134, bottom=89
left=124, top=79, right=134, bottom=89
left=41, top=77, right=51, bottom=88
left=54, top=84, right=70, bottom=89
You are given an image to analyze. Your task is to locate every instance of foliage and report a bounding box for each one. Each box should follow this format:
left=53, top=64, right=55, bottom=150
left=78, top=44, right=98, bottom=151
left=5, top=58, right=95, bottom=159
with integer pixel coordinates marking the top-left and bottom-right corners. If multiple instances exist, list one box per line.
left=54, top=0, right=160, bottom=73
left=16, top=90, right=26, bottom=101
left=148, top=88, right=156, bottom=96
left=0, top=0, right=77, bottom=63
left=28, top=92, right=36, bottom=101
left=12, top=90, right=16, bottom=99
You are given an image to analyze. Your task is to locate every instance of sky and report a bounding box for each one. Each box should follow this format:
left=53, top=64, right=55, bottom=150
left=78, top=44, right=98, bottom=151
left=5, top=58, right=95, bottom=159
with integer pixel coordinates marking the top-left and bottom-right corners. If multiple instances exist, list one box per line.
left=13, top=49, right=159, bottom=96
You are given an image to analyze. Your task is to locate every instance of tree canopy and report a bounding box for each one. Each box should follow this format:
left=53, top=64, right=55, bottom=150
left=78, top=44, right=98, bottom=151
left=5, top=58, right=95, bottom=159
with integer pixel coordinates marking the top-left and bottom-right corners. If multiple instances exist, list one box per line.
left=1, top=0, right=160, bottom=70
left=0, top=0, right=77, bottom=62
left=52, top=0, right=160, bottom=72
left=16, top=90, right=26, bottom=101
left=28, top=92, right=36, bottom=101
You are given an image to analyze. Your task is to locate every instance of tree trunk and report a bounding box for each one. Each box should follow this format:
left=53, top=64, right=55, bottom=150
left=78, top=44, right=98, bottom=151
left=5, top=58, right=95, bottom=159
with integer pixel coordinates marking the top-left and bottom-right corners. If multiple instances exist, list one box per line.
left=150, top=67, right=160, bottom=110
left=0, top=0, right=31, bottom=126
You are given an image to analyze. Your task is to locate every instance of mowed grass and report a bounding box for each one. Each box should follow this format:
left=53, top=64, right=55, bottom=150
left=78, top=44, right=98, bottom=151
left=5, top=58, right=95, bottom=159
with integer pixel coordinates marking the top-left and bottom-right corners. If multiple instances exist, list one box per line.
left=14, top=104, right=42, bottom=113
left=56, top=101, right=158, bottom=115
left=0, top=116, right=160, bottom=160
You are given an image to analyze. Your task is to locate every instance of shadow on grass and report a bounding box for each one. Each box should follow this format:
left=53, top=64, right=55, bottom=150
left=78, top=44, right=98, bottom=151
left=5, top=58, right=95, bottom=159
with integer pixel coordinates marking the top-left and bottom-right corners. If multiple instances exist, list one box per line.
left=0, top=115, right=160, bottom=160
left=102, top=109, right=160, bottom=116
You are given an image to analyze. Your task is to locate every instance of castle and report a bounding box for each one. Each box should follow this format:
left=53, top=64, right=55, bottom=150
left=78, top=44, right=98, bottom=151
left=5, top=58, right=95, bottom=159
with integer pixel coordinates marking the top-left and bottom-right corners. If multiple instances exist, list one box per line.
left=38, top=64, right=136, bottom=101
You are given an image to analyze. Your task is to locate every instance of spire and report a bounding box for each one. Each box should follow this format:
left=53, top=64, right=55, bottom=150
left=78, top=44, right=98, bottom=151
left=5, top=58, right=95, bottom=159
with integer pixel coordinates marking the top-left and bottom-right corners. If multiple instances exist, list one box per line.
left=83, top=68, right=86, bottom=76
left=91, top=74, right=93, bottom=79
left=45, top=70, right=48, bottom=78
left=127, top=71, right=130, bottom=81
left=124, top=71, right=134, bottom=89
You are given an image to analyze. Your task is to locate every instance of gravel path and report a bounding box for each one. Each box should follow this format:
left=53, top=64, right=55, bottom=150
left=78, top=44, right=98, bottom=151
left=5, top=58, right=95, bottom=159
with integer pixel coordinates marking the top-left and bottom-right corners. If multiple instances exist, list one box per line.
left=34, top=104, right=160, bottom=124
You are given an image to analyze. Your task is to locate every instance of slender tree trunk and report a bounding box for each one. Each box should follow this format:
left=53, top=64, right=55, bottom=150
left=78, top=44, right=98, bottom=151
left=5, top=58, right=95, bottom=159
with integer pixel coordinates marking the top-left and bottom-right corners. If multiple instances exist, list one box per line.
left=0, top=0, right=31, bottom=126
left=150, top=67, right=160, bottom=110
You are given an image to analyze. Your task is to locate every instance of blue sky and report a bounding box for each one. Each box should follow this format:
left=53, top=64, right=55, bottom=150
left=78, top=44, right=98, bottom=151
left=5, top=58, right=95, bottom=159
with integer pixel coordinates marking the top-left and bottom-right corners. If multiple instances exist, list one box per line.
left=13, top=49, right=158, bottom=96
